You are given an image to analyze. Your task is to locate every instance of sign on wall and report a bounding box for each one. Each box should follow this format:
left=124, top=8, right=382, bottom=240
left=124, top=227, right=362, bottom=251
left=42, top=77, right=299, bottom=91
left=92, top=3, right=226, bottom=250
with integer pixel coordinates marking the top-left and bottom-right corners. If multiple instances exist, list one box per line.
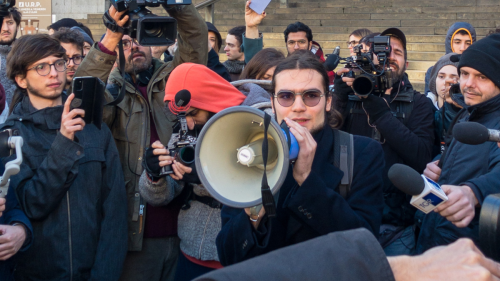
left=16, top=1, right=52, bottom=35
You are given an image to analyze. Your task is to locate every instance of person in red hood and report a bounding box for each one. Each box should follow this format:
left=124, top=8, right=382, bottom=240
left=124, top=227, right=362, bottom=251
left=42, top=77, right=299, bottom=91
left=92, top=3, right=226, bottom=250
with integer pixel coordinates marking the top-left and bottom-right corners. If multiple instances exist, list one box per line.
left=138, top=62, right=272, bottom=281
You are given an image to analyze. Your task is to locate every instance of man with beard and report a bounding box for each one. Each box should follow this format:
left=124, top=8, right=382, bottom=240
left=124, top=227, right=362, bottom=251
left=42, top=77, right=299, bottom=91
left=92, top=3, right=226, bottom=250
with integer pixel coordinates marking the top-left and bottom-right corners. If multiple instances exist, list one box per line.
left=73, top=3, right=207, bottom=281
left=2, top=33, right=127, bottom=281
left=333, top=28, right=435, bottom=256
left=51, top=27, right=85, bottom=93
left=0, top=7, right=21, bottom=106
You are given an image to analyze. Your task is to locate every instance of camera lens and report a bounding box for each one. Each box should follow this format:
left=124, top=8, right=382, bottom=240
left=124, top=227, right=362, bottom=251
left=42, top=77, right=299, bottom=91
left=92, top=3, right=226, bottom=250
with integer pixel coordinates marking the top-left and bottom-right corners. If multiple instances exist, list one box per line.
left=352, top=75, right=375, bottom=96
left=177, top=146, right=195, bottom=165
left=143, top=22, right=163, bottom=38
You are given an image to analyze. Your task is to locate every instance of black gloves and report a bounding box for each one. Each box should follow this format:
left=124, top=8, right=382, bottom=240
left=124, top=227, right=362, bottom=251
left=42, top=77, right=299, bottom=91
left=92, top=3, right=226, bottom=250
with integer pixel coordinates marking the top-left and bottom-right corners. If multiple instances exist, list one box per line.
left=333, top=74, right=354, bottom=102
left=361, top=95, right=391, bottom=123
left=142, top=147, right=162, bottom=181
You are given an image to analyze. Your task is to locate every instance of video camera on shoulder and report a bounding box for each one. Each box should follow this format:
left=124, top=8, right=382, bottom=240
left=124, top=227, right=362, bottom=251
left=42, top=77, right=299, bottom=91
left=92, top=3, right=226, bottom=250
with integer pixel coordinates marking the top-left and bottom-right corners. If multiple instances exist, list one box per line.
left=341, top=35, right=394, bottom=97
left=104, top=0, right=191, bottom=46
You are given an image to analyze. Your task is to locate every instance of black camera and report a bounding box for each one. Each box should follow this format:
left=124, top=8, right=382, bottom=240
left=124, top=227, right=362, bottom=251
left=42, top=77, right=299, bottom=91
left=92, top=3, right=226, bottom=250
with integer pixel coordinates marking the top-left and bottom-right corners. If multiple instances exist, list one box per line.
left=104, top=0, right=191, bottom=46
left=160, top=111, right=196, bottom=175
left=342, top=35, right=394, bottom=97
left=0, top=0, right=14, bottom=27
left=0, top=129, right=18, bottom=158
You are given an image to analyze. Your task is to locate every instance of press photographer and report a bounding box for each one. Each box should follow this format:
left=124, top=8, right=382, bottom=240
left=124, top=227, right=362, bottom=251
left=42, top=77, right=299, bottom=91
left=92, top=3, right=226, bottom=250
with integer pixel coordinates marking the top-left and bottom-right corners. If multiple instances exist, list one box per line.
left=334, top=28, right=435, bottom=256
left=73, top=1, right=208, bottom=280
left=2, top=34, right=128, bottom=281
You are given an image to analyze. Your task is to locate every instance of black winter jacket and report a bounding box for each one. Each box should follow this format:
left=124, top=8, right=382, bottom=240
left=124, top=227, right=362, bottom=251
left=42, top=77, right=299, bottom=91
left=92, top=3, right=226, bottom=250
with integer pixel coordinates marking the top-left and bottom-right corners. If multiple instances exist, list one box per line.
left=1, top=97, right=128, bottom=281
left=335, top=74, right=435, bottom=227
left=216, top=125, right=385, bottom=265
left=415, top=93, right=500, bottom=254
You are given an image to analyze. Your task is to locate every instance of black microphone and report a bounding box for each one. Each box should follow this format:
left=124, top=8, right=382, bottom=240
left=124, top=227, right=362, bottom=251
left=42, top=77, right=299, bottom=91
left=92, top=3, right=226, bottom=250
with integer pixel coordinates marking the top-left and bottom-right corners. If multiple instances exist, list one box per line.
left=388, top=164, right=448, bottom=214
left=169, top=89, right=191, bottom=114
left=324, top=52, right=340, bottom=72
left=453, top=122, right=500, bottom=145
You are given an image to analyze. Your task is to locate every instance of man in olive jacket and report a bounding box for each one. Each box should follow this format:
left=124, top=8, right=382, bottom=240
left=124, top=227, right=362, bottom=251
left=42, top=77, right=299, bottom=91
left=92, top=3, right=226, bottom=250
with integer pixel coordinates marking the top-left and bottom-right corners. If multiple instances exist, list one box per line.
left=73, top=4, right=208, bottom=281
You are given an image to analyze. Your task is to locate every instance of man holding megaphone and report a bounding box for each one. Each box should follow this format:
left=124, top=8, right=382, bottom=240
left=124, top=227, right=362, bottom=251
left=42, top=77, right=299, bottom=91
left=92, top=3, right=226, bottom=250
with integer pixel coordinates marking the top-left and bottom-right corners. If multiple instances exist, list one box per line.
left=216, top=50, right=385, bottom=266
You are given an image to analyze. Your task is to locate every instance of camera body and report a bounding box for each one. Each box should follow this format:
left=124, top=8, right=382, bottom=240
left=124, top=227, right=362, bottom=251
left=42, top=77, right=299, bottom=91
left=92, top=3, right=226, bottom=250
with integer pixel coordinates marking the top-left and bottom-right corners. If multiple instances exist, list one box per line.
left=343, top=36, right=394, bottom=97
left=160, top=112, right=196, bottom=175
left=105, top=0, right=191, bottom=46
left=0, top=129, right=18, bottom=158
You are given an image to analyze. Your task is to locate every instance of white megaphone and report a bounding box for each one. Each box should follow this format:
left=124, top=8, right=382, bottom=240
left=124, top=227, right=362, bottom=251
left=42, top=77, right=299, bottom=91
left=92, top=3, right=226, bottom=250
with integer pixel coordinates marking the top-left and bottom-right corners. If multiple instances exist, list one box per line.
left=195, top=106, right=295, bottom=209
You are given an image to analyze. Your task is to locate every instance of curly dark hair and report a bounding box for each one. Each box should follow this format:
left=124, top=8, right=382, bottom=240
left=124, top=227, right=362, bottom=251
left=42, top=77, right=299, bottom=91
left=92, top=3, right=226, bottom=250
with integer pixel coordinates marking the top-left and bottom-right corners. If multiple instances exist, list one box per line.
left=51, top=27, right=85, bottom=54
left=271, top=50, right=342, bottom=129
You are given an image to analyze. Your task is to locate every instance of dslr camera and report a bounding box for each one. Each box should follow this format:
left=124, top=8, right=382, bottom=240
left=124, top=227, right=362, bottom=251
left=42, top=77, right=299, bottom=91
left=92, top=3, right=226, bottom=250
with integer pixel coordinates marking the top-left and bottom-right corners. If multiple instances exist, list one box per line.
left=342, top=36, right=394, bottom=97
left=160, top=111, right=196, bottom=175
left=104, top=0, right=191, bottom=46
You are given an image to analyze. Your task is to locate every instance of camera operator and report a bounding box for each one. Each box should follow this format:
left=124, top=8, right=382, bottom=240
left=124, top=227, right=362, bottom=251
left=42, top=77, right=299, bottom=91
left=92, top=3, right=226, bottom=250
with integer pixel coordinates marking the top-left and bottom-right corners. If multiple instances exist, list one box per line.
left=73, top=3, right=208, bottom=280
left=416, top=34, right=500, bottom=254
left=0, top=7, right=21, bottom=107
left=334, top=28, right=435, bottom=256
left=2, top=34, right=128, bottom=281
left=0, top=171, right=33, bottom=281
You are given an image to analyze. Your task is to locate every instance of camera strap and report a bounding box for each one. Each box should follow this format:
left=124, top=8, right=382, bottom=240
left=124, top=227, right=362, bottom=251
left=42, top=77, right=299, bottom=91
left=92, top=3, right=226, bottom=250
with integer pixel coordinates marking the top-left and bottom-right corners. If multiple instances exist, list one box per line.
left=106, top=39, right=127, bottom=106
left=261, top=112, right=276, bottom=218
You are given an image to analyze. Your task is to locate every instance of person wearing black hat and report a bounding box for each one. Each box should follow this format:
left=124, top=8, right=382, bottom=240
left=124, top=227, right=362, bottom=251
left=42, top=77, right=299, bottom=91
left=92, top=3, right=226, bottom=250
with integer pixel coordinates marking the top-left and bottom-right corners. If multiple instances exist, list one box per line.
left=333, top=27, right=436, bottom=256
left=47, top=18, right=79, bottom=35
left=206, top=22, right=231, bottom=82
left=415, top=33, right=500, bottom=254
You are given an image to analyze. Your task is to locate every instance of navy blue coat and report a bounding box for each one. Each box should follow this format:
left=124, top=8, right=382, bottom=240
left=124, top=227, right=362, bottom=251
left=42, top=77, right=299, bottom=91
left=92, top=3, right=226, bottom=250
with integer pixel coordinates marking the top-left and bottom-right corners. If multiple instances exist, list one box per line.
left=216, top=125, right=385, bottom=266
left=415, top=93, right=500, bottom=254
left=0, top=178, right=33, bottom=281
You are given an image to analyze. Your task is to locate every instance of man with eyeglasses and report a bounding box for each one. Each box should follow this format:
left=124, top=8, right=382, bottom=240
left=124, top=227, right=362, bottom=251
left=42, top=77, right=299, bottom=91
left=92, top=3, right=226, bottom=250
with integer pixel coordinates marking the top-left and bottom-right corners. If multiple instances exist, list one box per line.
left=1, top=33, right=128, bottom=280
left=333, top=28, right=435, bottom=256
left=216, top=50, right=384, bottom=266
left=51, top=27, right=85, bottom=93
left=74, top=3, right=207, bottom=281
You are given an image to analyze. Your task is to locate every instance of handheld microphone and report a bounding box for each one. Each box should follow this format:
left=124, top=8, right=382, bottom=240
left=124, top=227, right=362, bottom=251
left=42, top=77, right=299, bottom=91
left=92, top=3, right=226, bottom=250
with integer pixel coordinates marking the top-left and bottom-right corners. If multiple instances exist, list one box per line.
left=453, top=122, right=500, bottom=145
left=388, top=164, right=448, bottom=214
left=168, top=89, right=191, bottom=115
left=324, top=52, right=341, bottom=72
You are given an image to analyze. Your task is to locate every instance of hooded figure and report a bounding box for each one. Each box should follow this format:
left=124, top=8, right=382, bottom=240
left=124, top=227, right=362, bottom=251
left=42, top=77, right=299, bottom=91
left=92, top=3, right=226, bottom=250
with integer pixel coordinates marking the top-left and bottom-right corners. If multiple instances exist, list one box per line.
left=425, top=22, right=477, bottom=95
left=206, top=22, right=231, bottom=82
left=140, top=63, right=272, bottom=281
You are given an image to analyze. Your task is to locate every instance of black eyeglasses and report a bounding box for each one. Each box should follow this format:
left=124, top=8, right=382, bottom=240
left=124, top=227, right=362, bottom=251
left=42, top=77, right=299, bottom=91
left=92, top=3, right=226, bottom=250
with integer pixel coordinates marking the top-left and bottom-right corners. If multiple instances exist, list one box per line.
left=122, top=38, right=140, bottom=50
left=274, top=90, right=324, bottom=107
left=27, top=59, right=67, bottom=76
left=346, top=40, right=359, bottom=47
left=66, top=55, right=83, bottom=65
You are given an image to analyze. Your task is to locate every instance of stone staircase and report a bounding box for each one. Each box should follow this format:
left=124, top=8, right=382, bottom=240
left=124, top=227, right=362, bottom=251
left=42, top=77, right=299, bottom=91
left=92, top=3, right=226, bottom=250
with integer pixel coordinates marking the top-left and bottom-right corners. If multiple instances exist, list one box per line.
left=78, top=0, right=500, bottom=93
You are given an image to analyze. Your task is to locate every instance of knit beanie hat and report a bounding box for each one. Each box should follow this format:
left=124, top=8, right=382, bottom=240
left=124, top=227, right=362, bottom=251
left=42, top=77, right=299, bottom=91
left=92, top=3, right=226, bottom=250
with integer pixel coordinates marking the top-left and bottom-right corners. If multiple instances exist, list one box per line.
left=429, top=53, right=460, bottom=97
left=164, top=63, right=246, bottom=113
left=49, top=18, right=79, bottom=31
left=206, top=22, right=222, bottom=52
left=70, top=26, right=94, bottom=45
left=458, top=33, right=500, bottom=89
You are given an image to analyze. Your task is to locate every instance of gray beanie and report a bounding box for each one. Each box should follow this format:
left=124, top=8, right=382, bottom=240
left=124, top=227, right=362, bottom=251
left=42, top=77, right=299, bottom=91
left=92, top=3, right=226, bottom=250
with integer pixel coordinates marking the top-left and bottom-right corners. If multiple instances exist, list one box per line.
left=70, top=26, right=94, bottom=45
left=429, top=53, right=460, bottom=97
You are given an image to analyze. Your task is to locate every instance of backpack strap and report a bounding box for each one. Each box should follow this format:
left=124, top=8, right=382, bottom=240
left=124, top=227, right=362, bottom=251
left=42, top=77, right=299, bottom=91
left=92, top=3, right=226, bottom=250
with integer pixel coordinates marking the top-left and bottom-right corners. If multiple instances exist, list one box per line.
left=333, top=130, right=354, bottom=198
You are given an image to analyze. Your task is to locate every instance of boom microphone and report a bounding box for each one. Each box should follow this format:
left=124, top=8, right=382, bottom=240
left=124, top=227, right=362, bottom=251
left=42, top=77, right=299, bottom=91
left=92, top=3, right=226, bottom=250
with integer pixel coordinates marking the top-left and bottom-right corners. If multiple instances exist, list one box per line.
left=168, top=89, right=191, bottom=114
left=453, top=122, right=500, bottom=145
left=324, top=52, right=341, bottom=72
left=388, top=164, right=448, bottom=214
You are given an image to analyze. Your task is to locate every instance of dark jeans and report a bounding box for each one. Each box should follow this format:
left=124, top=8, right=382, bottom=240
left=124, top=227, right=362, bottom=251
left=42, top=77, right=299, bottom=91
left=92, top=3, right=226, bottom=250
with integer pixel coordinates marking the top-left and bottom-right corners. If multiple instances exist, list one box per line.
left=119, top=237, right=180, bottom=281
left=173, top=252, right=216, bottom=281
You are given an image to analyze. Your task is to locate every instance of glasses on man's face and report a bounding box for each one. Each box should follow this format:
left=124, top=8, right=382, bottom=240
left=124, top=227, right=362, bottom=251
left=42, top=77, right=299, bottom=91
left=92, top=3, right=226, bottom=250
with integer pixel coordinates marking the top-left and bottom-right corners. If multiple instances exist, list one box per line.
left=274, top=90, right=324, bottom=107
left=66, top=55, right=83, bottom=65
left=122, top=38, right=140, bottom=50
left=287, top=40, right=308, bottom=47
left=346, top=40, right=359, bottom=47
left=27, top=59, right=67, bottom=76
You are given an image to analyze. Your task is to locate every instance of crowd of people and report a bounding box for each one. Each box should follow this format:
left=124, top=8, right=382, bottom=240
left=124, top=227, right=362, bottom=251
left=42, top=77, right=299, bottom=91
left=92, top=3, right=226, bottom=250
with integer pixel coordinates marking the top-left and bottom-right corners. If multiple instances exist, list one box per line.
left=0, top=1, right=500, bottom=280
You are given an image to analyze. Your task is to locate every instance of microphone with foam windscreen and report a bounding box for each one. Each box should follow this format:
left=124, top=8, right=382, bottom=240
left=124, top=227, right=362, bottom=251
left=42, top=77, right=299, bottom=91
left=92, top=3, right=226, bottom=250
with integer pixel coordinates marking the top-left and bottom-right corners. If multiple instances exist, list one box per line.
left=453, top=122, right=500, bottom=145
left=168, top=89, right=191, bottom=115
left=324, top=52, right=341, bottom=72
left=388, top=164, right=448, bottom=214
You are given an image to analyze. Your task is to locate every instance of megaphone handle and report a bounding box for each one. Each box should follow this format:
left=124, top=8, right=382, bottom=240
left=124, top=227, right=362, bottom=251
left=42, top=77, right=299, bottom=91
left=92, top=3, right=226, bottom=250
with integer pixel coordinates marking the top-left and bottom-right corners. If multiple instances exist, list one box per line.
left=261, top=113, right=276, bottom=218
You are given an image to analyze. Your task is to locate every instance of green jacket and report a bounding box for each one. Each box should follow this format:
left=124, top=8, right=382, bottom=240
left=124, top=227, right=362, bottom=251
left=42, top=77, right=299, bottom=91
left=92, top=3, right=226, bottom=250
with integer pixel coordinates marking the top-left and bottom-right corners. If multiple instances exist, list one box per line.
left=74, top=3, right=208, bottom=251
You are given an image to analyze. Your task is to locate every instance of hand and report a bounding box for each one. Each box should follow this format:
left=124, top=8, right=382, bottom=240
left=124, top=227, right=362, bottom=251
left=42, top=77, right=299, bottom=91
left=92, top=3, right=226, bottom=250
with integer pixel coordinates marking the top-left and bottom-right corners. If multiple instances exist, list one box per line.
left=151, top=46, right=168, bottom=59
left=60, top=94, right=85, bottom=141
left=144, top=141, right=172, bottom=177
left=0, top=224, right=27, bottom=261
left=0, top=198, right=5, bottom=217
left=336, top=68, right=354, bottom=87
left=101, top=5, right=129, bottom=51
left=245, top=205, right=266, bottom=230
left=170, top=160, right=193, bottom=181
left=388, top=238, right=500, bottom=281
left=245, top=1, right=266, bottom=29
left=361, top=94, right=390, bottom=123
left=423, top=160, right=441, bottom=182
left=435, top=185, right=478, bottom=228
left=285, top=117, right=316, bottom=186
